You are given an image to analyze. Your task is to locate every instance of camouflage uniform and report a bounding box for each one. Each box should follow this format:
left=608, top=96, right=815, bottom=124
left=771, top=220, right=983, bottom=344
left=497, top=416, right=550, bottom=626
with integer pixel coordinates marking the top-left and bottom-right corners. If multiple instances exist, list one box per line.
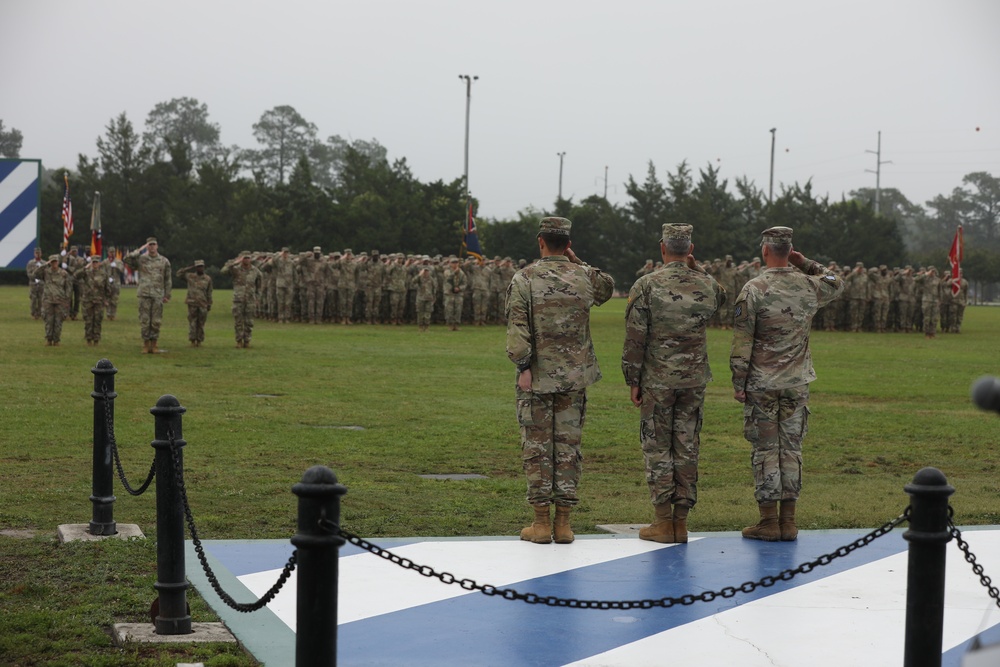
left=103, top=249, right=124, bottom=320
left=622, top=226, right=725, bottom=510
left=176, top=261, right=213, bottom=345
left=844, top=264, right=868, bottom=332
left=505, top=217, right=615, bottom=511
left=74, top=257, right=111, bottom=344
left=916, top=269, right=940, bottom=337
left=730, top=227, right=844, bottom=506
left=33, top=257, right=72, bottom=345
left=62, top=248, right=85, bottom=319
left=365, top=252, right=383, bottom=324
left=470, top=259, right=490, bottom=325
left=442, top=260, right=467, bottom=330
left=123, top=239, right=172, bottom=349
left=299, top=248, right=327, bottom=324
left=413, top=261, right=436, bottom=331
left=264, top=250, right=295, bottom=323
left=953, top=275, right=968, bottom=333
left=27, top=249, right=45, bottom=319
left=338, top=250, right=357, bottom=323
left=870, top=267, right=891, bottom=333
left=222, top=253, right=263, bottom=347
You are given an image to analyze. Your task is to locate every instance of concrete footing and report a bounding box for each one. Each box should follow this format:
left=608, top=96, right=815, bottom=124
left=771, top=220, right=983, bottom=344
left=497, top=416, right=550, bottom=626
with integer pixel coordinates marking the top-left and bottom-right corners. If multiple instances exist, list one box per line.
left=112, top=622, right=236, bottom=645
left=57, top=524, right=145, bottom=543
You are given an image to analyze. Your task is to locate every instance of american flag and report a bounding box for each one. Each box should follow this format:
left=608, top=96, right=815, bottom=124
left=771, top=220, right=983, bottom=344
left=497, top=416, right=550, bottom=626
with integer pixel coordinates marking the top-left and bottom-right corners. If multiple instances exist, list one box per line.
left=61, top=173, right=73, bottom=248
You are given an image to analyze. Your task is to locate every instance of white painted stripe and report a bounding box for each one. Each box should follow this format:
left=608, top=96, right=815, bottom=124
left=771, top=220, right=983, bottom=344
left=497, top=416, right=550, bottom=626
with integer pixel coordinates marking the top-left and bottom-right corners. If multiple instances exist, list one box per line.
left=0, top=162, right=38, bottom=213
left=240, top=537, right=683, bottom=630
left=0, top=208, right=38, bottom=266
left=565, top=531, right=1000, bottom=667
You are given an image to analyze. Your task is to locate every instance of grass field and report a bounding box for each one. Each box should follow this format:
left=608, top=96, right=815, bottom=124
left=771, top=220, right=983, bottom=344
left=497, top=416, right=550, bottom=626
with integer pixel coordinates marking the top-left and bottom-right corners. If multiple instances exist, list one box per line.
left=1, top=285, right=998, bottom=665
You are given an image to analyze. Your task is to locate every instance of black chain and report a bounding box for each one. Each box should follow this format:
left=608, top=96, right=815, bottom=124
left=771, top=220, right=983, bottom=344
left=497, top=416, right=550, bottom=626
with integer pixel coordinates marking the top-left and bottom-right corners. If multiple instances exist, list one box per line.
left=949, top=512, right=1000, bottom=610
left=323, top=509, right=910, bottom=610
left=100, top=384, right=156, bottom=496
left=168, top=430, right=297, bottom=613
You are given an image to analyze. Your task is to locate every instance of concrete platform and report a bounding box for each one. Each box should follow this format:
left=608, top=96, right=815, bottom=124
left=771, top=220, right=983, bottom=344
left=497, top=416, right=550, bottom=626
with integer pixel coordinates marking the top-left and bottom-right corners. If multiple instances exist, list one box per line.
left=57, top=523, right=145, bottom=542
left=112, top=622, right=235, bottom=645
left=186, top=528, right=1000, bottom=666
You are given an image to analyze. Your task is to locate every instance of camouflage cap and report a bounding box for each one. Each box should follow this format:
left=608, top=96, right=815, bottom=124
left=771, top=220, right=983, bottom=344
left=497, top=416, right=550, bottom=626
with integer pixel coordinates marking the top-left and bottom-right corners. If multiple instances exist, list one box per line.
left=146, top=237, right=158, bottom=245
left=239, top=250, right=251, bottom=258
left=194, top=260, right=205, bottom=267
left=343, top=248, right=353, bottom=254
left=281, top=246, right=290, bottom=253
left=661, top=224, right=692, bottom=243
left=760, top=226, right=792, bottom=244
left=538, top=216, right=572, bottom=237
left=48, top=254, right=59, bottom=262
left=313, top=246, right=321, bottom=253
left=89, top=255, right=101, bottom=262
left=371, top=249, right=379, bottom=256
left=359, top=251, right=368, bottom=257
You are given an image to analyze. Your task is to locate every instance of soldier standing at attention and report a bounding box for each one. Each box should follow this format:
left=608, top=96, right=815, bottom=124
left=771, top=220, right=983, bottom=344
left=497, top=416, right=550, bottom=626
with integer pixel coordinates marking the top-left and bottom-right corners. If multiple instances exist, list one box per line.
left=176, top=260, right=213, bottom=346
left=103, top=247, right=124, bottom=320
left=263, top=247, right=295, bottom=323
left=506, top=217, right=615, bottom=545
left=27, top=247, right=45, bottom=319
left=730, top=226, right=844, bottom=542
left=74, top=255, right=111, bottom=346
left=33, top=254, right=73, bottom=346
left=442, top=257, right=467, bottom=331
left=414, top=257, right=436, bottom=331
left=622, top=224, right=725, bottom=544
left=124, top=238, right=172, bottom=354
left=222, top=251, right=263, bottom=348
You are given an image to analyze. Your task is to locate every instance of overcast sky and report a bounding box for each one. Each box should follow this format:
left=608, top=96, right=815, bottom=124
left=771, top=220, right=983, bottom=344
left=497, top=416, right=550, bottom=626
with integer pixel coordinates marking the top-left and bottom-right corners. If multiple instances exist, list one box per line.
left=3, top=0, right=999, bottom=220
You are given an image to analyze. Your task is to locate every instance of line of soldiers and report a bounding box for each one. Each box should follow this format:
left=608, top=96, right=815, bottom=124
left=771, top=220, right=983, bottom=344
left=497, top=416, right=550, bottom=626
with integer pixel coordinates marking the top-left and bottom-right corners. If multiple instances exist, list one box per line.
left=27, top=246, right=127, bottom=346
left=636, top=256, right=970, bottom=338
left=248, top=247, right=520, bottom=329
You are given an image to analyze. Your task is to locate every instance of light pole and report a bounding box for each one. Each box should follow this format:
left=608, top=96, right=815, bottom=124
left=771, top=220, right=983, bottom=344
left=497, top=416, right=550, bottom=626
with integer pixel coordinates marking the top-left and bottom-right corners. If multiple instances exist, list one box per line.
left=769, top=128, right=776, bottom=204
left=865, top=130, right=892, bottom=216
left=557, top=152, right=566, bottom=200
left=458, top=74, right=478, bottom=204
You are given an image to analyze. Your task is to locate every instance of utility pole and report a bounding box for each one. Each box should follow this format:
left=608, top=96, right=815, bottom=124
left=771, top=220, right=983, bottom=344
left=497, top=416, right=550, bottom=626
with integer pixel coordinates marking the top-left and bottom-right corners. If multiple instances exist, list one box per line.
left=458, top=74, right=478, bottom=203
left=769, top=128, right=776, bottom=204
left=603, top=166, right=609, bottom=199
left=557, top=152, right=566, bottom=200
left=865, top=130, right=892, bottom=216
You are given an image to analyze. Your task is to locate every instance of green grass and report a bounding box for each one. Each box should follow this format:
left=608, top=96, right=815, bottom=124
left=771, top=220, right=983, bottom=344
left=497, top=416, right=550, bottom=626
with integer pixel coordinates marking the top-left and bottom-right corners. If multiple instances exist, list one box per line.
left=1, top=285, right=998, bottom=664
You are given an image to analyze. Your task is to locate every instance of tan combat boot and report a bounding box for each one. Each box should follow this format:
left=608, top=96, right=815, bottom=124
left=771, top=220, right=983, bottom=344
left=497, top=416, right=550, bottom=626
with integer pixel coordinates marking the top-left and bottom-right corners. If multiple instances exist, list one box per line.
left=779, top=500, right=798, bottom=541
left=672, top=505, right=690, bottom=543
left=638, top=503, right=674, bottom=543
left=742, top=501, right=780, bottom=541
left=520, top=505, right=552, bottom=544
left=553, top=505, right=575, bottom=544
left=149, top=340, right=159, bottom=354
left=142, top=340, right=151, bottom=354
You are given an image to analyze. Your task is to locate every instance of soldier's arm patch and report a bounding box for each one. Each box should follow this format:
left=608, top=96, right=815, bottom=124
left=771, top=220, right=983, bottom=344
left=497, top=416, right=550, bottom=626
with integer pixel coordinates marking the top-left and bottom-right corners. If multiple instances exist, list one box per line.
left=823, top=275, right=837, bottom=282
left=734, top=304, right=742, bottom=318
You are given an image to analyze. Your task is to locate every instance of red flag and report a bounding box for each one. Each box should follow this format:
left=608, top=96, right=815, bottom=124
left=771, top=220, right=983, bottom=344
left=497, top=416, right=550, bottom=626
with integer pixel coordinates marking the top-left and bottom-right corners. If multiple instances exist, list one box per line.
left=61, top=173, right=73, bottom=248
left=89, top=192, right=102, bottom=258
left=948, top=226, right=963, bottom=296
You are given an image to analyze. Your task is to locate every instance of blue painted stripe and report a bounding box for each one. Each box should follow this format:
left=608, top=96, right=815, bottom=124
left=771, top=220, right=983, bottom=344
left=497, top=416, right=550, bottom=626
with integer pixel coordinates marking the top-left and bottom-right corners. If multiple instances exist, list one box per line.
left=0, top=177, right=38, bottom=237
left=8, top=240, right=36, bottom=269
left=0, top=160, right=20, bottom=181
left=336, top=533, right=908, bottom=666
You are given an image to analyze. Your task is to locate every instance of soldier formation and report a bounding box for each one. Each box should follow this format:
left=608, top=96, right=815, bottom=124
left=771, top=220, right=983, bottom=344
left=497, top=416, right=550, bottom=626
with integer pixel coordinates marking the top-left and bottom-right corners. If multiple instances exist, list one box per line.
left=636, top=255, right=970, bottom=338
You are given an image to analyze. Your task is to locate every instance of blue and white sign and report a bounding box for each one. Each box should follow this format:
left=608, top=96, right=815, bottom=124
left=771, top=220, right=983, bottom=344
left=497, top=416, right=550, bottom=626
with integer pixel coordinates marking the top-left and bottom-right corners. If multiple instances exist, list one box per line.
left=0, top=159, right=41, bottom=270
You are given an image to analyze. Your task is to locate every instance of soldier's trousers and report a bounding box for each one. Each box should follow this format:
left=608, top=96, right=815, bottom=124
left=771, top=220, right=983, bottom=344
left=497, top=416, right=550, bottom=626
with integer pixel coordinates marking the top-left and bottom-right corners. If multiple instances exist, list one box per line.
left=743, top=385, right=809, bottom=503
left=472, top=290, right=488, bottom=323
left=30, top=284, right=43, bottom=318
left=416, top=299, right=433, bottom=329
left=848, top=299, right=865, bottom=331
left=872, top=299, right=889, bottom=332
left=443, top=294, right=463, bottom=326
left=365, top=289, right=380, bottom=323
left=232, top=300, right=254, bottom=343
left=639, top=386, right=704, bottom=508
left=922, top=301, right=939, bottom=336
left=275, top=286, right=292, bottom=322
left=516, top=388, right=586, bottom=507
left=42, top=301, right=66, bottom=343
left=83, top=300, right=104, bottom=342
left=898, top=300, right=914, bottom=332
left=137, top=296, right=164, bottom=341
left=388, top=291, right=405, bottom=322
left=187, top=304, right=208, bottom=343
left=107, top=287, right=120, bottom=319
left=305, top=285, right=324, bottom=323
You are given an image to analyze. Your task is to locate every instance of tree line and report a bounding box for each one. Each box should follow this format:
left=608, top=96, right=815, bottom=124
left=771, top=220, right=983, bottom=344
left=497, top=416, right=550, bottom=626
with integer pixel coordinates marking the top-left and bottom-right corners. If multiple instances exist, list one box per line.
left=2, top=98, right=997, bottom=295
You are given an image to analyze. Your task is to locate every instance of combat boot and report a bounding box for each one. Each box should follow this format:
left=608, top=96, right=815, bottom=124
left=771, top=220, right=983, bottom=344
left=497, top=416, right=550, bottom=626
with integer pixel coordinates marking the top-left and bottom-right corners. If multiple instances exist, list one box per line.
left=779, top=500, right=798, bottom=541
left=149, top=340, right=159, bottom=354
left=742, top=501, right=780, bottom=541
left=638, top=503, right=674, bottom=543
left=520, top=505, right=552, bottom=544
left=142, top=340, right=151, bottom=354
left=672, top=504, right=690, bottom=544
left=553, top=505, right=574, bottom=544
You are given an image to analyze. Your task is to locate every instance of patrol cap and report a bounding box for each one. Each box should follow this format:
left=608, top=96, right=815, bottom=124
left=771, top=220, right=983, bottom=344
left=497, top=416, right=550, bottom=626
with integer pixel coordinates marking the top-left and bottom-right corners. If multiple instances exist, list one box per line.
left=371, top=249, right=379, bottom=256
left=281, top=246, right=290, bottom=253
left=146, top=237, right=158, bottom=245
left=760, top=226, right=792, bottom=244
left=538, top=216, right=572, bottom=237
left=343, top=248, right=353, bottom=254
left=89, top=255, right=101, bottom=262
left=661, top=224, right=692, bottom=243
left=313, top=246, right=321, bottom=253
left=359, top=251, right=368, bottom=257
left=239, top=250, right=251, bottom=258
left=48, top=254, right=59, bottom=262
left=194, top=260, right=205, bottom=267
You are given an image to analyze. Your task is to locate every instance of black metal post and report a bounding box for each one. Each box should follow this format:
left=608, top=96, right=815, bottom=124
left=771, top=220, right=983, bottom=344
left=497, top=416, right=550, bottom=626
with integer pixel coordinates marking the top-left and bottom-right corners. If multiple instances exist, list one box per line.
left=151, top=395, right=191, bottom=635
left=291, top=466, right=347, bottom=667
left=89, top=359, right=117, bottom=536
left=903, top=467, right=955, bottom=667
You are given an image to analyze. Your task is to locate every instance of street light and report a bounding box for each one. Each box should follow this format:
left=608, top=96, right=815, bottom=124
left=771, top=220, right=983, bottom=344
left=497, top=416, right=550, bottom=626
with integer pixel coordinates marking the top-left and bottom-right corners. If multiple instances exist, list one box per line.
left=557, top=152, right=566, bottom=200
left=458, top=74, right=479, bottom=203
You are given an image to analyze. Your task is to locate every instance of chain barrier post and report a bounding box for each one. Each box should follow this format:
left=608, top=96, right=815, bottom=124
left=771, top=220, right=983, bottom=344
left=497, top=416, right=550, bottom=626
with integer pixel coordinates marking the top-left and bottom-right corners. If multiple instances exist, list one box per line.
left=151, top=395, right=192, bottom=635
left=89, top=359, right=118, bottom=536
left=291, top=466, right=347, bottom=667
left=902, top=467, right=954, bottom=667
